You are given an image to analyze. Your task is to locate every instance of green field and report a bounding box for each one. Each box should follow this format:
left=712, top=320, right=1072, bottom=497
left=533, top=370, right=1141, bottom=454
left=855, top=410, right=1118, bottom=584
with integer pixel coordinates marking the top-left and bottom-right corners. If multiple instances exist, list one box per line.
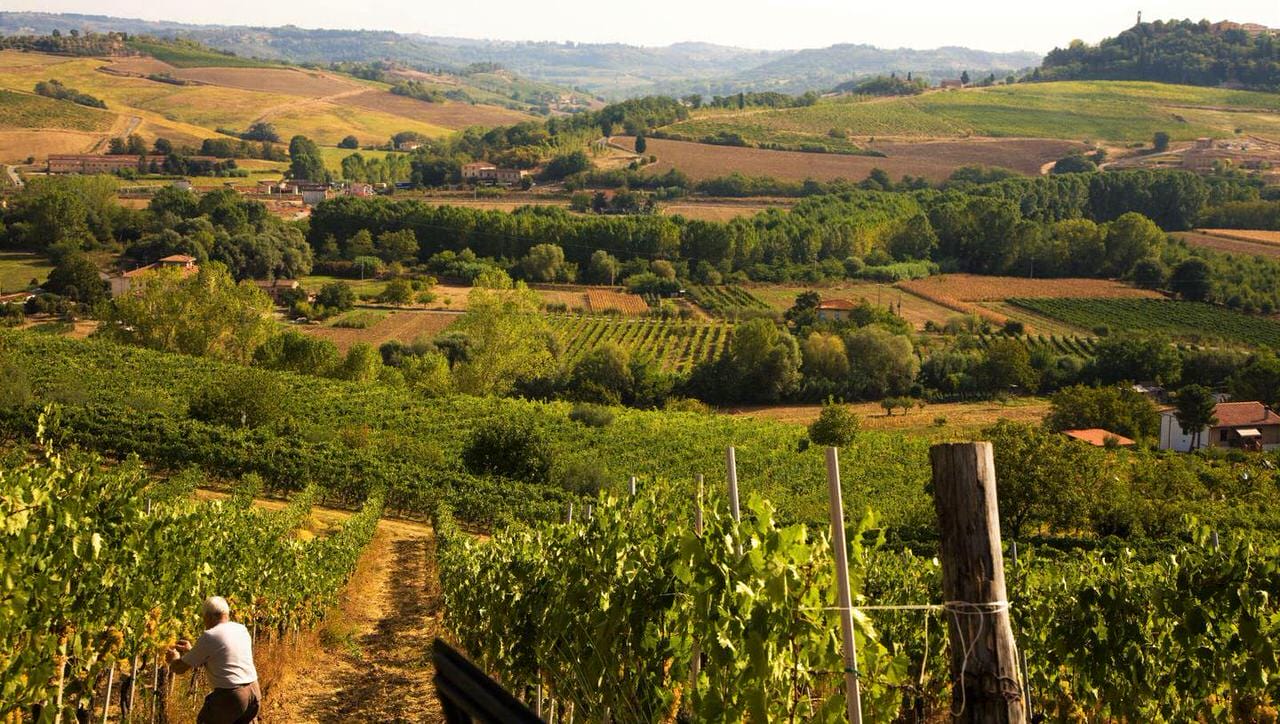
left=547, top=314, right=733, bottom=373
left=686, top=285, right=773, bottom=318
left=0, top=252, right=52, bottom=293
left=1008, top=298, right=1280, bottom=348
left=124, top=39, right=282, bottom=69
left=0, top=89, right=113, bottom=132
left=660, top=81, right=1280, bottom=144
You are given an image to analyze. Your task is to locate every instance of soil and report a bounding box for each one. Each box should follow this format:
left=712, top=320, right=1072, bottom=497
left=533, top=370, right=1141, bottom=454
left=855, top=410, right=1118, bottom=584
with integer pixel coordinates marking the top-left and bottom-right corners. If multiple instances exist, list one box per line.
left=271, top=517, right=445, bottom=723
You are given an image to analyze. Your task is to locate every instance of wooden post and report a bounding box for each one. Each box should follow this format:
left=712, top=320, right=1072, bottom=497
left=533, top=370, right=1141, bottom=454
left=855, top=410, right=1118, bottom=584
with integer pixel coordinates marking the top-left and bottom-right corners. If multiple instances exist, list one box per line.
left=101, top=662, right=115, bottom=724
left=824, top=447, right=863, bottom=724
left=929, top=442, right=1026, bottom=724
left=690, top=474, right=705, bottom=689
left=725, top=447, right=740, bottom=521
left=566, top=502, right=573, bottom=525
left=629, top=475, right=637, bottom=497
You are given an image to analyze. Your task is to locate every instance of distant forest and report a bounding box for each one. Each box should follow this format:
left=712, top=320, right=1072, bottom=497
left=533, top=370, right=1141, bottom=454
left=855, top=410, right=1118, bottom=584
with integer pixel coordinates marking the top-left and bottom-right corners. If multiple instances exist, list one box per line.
left=1040, top=20, right=1280, bottom=90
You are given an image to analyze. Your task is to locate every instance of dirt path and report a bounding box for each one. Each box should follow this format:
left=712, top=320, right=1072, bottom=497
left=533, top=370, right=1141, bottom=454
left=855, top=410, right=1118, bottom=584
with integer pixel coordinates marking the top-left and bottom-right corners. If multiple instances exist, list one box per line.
left=199, top=491, right=446, bottom=722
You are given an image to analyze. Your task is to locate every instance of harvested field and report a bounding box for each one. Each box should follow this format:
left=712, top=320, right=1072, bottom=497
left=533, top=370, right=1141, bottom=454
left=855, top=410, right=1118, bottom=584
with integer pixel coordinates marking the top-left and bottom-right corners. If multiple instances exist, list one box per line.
left=341, top=90, right=534, bottom=127
left=167, top=67, right=360, bottom=97
left=1196, top=229, right=1280, bottom=246
left=101, top=57, right=177, bottom=76
left=297, top=310, right=458, bottom=353
left=726, top=398, right=1052, bottom=439
left=1174, top=230, right=1280, bottom=260
left=633, top=136, right=1081, bottom=182
left=0, top=129, right=102, bottom=163
left=746, top=281, right=957, bottom=330
left=660, top=202, right=779, bottom=221
left=586, top=288, right=650, bottom=314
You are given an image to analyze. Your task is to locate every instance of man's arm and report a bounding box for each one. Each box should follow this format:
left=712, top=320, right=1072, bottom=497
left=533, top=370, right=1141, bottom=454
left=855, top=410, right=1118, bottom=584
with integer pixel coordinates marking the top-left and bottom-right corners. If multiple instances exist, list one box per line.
left=167, top=639, right=195, bottom=674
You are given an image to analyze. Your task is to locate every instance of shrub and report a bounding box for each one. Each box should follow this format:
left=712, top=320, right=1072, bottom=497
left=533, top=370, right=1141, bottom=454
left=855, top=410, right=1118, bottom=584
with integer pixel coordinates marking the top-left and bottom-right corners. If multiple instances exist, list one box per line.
left=807, top=403, right=861, bottom=447
left=568, top=403, right=615, bottom=428
left=461, top=417, right=554, bottom=484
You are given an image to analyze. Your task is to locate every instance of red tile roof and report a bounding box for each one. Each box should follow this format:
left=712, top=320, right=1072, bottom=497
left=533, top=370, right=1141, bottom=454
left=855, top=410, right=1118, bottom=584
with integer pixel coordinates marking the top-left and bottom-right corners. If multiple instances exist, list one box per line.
left=1212, top=401, right=1280, bottom=428
left=1063, top=428, right=1135, bottom=447
left=159, top=254, right=196, bottom=263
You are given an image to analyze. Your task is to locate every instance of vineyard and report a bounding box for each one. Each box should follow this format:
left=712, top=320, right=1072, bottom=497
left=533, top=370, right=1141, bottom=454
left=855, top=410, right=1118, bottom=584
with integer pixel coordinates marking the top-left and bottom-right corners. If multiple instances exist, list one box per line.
left=685, top=285, right=774, bottom=319
left=974, top=333, right=1099, bottom=358
left=0, top=431, right=382, bottom=720
left=436, top=472, right=1280, bottom=721
left=1008, top=298, right=1280, bottom=348
left=546, top=313, right=733, bottom=373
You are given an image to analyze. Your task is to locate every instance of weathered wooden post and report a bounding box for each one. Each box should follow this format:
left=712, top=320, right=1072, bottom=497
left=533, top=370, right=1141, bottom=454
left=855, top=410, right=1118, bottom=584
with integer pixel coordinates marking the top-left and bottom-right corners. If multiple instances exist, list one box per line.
left=691, top=474, right=705, bottom=688
left=929, top=442, right=1026, bottom=724
left=725, top=447, right=740, bottom=522
left=824, top=447, right=863, bottom=724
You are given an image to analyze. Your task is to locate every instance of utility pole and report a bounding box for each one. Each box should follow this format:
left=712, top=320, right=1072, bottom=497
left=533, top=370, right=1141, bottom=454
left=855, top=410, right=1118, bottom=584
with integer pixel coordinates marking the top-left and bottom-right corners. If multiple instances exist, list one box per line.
left=929, top=442, right=1026, bottom=724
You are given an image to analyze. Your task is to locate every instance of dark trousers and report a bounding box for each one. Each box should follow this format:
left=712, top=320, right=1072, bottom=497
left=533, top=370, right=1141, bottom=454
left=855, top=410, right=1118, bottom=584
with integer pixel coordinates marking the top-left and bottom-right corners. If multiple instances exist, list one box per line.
left=197, top=681, right=260, bottom=724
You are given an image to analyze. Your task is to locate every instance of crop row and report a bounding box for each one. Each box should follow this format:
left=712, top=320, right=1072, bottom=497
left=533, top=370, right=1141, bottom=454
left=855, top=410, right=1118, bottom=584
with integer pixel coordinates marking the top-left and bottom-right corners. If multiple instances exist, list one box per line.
left=1008, top=297, right=1280, bottom=348
left=546, top=313, right=733, bottom=372
left=975, top=333, right=1098, bottom=357
left=685, top=285, right=773, bottom=318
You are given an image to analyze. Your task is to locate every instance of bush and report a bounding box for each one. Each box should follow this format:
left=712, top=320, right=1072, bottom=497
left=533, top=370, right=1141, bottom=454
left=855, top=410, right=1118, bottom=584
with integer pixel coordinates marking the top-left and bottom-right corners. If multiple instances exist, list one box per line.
left=568, top=403, right=615, bottom=428
left=461, top=417, right=554, bottom=484
left=188, top=368, right=289, bottom=429
left=807, top=403, right=861, bottom=447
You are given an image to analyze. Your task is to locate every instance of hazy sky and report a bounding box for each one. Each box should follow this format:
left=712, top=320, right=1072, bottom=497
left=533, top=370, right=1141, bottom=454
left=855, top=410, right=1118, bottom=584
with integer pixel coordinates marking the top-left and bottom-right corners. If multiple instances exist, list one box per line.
left=9, top=0, right=1279, bottom=52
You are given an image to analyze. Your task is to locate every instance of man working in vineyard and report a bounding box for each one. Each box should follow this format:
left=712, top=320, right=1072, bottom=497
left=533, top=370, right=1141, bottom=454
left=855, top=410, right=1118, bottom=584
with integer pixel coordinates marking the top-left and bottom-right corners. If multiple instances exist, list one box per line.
left=165, top=596, right=261, bottom=724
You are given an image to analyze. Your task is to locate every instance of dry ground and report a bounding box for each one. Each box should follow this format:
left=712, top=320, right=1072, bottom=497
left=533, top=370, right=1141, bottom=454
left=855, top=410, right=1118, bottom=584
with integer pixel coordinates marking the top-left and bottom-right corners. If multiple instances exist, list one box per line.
left=746, top=281, right=957, bottom=330
left=298, top=310, right=459, bottom=353
left=628, top=136, right=1082, bottom=182
left=726, top=398, right=1052, bottom=438
left=0, top=129, right=102, bottom=162
left=167, top=67, right=359, bottom=96
left=1195, top=228, right=1280, bottom=245
left=1174, top=230, right=1280, bottom=259
left=897, top=274, right=1161, bottom=331
left=343, top=90, right=534, bottom=127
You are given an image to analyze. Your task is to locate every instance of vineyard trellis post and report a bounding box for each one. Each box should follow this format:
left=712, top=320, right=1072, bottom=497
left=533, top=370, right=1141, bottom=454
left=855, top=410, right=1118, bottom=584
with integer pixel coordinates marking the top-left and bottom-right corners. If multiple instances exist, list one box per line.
left=691, top=474, right=705, bottom=690
left=824, top=447, right=863, bottom=724
left=100, top=661, right=115, bottom=724
left=725, top=447, right=740, bottom=522
left=929, top=442, right=1026, bottom=724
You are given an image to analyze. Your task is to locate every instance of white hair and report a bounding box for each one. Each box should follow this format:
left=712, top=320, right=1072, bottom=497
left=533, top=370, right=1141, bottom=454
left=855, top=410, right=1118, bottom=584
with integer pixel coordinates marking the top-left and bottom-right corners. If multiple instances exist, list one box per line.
left=202, top=596, right=231, bottom=619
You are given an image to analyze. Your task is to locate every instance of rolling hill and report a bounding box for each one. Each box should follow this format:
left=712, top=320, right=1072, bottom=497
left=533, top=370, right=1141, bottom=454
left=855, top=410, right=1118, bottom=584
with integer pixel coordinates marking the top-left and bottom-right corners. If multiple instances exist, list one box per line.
left=0, top=12, right=1039, bottom=98
left=0, top=45, right=539, bottom=164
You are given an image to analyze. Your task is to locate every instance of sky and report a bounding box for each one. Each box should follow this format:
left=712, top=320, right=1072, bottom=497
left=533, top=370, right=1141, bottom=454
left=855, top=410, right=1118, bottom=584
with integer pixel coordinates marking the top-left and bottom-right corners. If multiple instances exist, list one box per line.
left=7, top=0, right=1279, bottom=52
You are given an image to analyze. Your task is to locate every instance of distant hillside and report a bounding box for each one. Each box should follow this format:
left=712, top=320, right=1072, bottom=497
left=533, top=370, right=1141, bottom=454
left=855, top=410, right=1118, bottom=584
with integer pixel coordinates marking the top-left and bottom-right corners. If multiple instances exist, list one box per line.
left=0, top=12, right=1039, bottom=98
left=1039, top=19, right=1280, bottom=90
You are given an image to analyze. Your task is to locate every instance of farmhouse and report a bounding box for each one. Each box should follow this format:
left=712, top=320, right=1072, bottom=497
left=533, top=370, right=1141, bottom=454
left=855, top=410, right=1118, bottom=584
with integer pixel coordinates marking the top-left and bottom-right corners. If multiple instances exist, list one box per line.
left=939, top=79, right=965, bottom=90
left=1063, top=428, right=1135, bottom=448
left=103, top=254, right=198, bottom=297
left=815, top=299, right=857, bottom=322
left=461, top=161, right=497, bottom=180
left=253, top=278, right=301, bottom=303
left=276, top=181, right=332, bottom=205
left=1158, top=401, right=1280, bottom=452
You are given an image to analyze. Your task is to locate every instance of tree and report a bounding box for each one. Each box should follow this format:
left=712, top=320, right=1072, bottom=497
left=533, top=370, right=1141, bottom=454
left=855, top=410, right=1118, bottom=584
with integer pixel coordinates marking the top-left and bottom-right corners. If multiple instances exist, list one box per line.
left=886, top=214, right=938, bottom=261
left=44, top=253, right=107, bottom=306
left=125, top=134, right=147, bottom=156
left=1229, top=354, right=1280, bottom=408
left=1045, top=384, right=1160, bottom=439
left=100, top=262, right=273, bottom=363
left=1153, top=131, right=1170, bottom=152
left=288, top=135, right=328, bottom=182
left=1051, top=153, right=1097, bottom=174
left=462, top=416, right=554, bottom=484
left=243, top=122, right=281, bottom=143
left=1103, top=213, right=1163, bottom=277
left=338, top=135, right=360, bottom=149
left=254, top=329, right=340, bottom=376
left=784, top=291, right=822, bottom=332
left=1169, top=258, right=1212, bottom=302
left=539, top=150, right=592, bottom=181
left=634, top=134, right=647, bottom=154
left=338, top=342, right=382, bottom=382
left=801, top=332, right=849, bottom=381
left=726, top=318, right=801, bottom=403
left=375, top=229, right=419, bottom=263
left=807, top=402, right=860, bottom=447
left=450, top=282, right=556, bottom=395
left=983, top=420, right=1106, bottom=539
left=378, top=279, right=414, bottom=305
left=977, top=338, right=1038, bottom=393
left=152, top=137, right=173, bottom=155
left=520, top=244, right=567, bottom=282
left=1090, top=335, right=1181, bottom=386
left=843, top=326, right=918, bottom=399
left=571, top=342, right=633, bottom=405
left=1174, top=384, right=1218, bottom=449
left=960, top=70, right=971, bottom=85
left=584, top=250, right=620, bottom=285
left=345, top=229, right=375, bottom=260
left=189, top=367, right=288, bottom=429
left=316, top=281, right=355, bottom=313
left=1131, top=258, right=1166, bottom=289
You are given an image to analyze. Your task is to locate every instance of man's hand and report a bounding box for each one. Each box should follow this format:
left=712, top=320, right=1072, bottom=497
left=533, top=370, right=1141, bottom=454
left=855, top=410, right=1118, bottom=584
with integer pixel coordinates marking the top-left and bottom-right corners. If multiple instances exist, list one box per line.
left=164, top=648, right=182, bottom=665
left=175, top=639, right=193, bottom=653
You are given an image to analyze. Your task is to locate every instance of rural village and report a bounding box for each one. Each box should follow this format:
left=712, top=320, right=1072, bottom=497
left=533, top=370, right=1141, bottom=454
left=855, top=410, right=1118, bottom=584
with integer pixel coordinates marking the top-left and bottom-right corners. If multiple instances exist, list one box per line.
left=2, top=6, right=1280, bottom=724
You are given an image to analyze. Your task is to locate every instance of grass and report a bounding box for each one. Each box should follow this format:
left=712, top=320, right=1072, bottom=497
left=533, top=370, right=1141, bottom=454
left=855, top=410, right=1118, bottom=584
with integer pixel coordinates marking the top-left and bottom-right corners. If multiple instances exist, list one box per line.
left=329, top=310, right=388, bottom=329
left=124, top=39, right=282, bottom=69
left=661, top=81, right=1280, bottom=144
left=0, top=252, right=52, bottom=294
left=0, top=89, right=114, bottom=132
